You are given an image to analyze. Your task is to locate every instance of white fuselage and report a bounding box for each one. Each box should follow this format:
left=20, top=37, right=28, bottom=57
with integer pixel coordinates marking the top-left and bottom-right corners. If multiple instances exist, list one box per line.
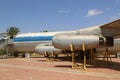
left=8, top=26, right=120, bottom=54
left=9, top=32, right=63, bottom=52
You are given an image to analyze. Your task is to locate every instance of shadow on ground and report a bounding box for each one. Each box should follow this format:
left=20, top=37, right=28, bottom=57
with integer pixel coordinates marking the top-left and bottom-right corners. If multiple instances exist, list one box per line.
left=54, top=56, right=120, bottom=71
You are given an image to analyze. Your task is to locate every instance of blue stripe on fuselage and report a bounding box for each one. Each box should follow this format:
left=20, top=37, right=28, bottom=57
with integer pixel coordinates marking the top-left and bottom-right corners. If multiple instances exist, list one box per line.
left=14, top=36, right=53, bottom=42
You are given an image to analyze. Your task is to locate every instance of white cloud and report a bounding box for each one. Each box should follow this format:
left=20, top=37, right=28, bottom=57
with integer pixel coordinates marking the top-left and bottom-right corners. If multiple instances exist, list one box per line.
left=106, top=8, right=110, bottom=11
left=118, top=12, right=120, bottom=16
left=58, top=9, right=71, bottom=14
left=116, top=0, right=120, bottom=3
left=110, top=16, right=117, bottom=20
left=85, top=9, right=102, bottom=17
left=110, top=12, right=120, bottom=20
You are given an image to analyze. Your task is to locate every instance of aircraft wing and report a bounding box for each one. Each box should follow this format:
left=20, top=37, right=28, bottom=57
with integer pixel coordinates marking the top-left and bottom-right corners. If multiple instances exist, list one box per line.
left=100, top=19, right=120, bottom=37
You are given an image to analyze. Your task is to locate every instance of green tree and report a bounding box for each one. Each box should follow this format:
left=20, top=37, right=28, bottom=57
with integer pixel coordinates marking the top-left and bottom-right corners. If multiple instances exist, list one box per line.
left=0, top=49, right=7, bottom=55
left=7, top=27, right=20, bottom=38
left=43, top=30, right=48, bottom=32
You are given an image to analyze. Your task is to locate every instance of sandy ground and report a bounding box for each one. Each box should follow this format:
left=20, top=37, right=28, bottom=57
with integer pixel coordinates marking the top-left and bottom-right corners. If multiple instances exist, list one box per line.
left=0, top=57, right=120, bottom=80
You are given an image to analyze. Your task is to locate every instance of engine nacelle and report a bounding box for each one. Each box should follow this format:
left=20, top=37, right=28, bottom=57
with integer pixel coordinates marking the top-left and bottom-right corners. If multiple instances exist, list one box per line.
left=35, top=43, right=62, bottom=55
left=52, top=35, right=106, bottom=50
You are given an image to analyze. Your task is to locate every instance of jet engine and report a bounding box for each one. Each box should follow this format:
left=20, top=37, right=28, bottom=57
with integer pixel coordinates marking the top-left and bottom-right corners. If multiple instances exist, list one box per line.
left=35, top=43, right=62, bottom=55
left=52, top=35, right=107, bottom=50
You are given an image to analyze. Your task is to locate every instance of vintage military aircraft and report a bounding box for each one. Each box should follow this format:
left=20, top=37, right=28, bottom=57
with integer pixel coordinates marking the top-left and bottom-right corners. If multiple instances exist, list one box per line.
left=1, top=19, right=119, bottom=56
left=1, top=19, right=120, bottom=69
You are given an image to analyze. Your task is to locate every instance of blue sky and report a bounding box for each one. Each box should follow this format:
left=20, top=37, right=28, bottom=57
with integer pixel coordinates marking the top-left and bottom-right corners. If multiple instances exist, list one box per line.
left=0, top=0, right=120, bottom=33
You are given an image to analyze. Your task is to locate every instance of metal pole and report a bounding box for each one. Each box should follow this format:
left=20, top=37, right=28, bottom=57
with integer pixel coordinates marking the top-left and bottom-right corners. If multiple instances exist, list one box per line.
left=6, top=38, right=8, bottom=58
left=82, top=43, right=86, bottom=70
left=45, top=52, right=49, bottom=61
left=69, top=44, right=75, bottom=69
